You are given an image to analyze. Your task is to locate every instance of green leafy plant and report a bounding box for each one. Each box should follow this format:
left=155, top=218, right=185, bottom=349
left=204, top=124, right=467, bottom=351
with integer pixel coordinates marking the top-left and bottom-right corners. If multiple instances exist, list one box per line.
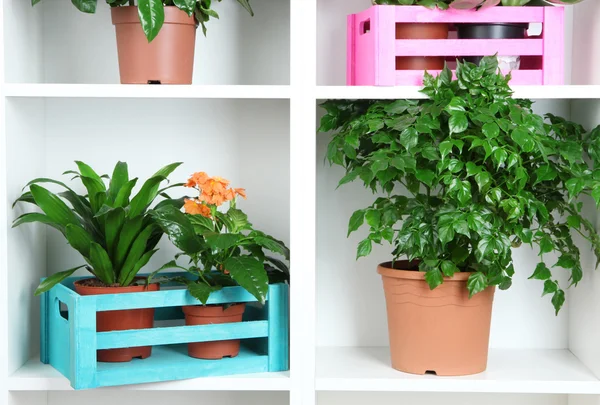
left=13, top=161, right=183, bottom=295
left=150, top=171, right=289, bottom=305
left=32, top=0, right=254, bottom=40
left=319, top=56, right=600, bottom=314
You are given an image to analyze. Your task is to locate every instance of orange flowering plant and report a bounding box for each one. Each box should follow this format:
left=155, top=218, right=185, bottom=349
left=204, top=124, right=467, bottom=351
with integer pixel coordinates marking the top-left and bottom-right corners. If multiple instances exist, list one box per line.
left=150, top=172, right=289, bottom=304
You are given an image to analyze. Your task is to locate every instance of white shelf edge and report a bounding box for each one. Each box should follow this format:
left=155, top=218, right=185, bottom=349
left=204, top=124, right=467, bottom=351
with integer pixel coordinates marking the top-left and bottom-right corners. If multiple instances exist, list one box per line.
left=316, top=85, right=600, bottom=100
left=8, top=358, right=291, bottom=391
left=316, top=347, right=600, bottom=395
left=1, top=84, right=291, bottom=99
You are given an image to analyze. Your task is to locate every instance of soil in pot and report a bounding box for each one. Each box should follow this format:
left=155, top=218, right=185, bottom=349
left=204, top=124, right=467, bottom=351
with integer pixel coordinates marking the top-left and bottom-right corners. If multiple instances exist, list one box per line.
left=396, top=23, right=449, bottom=71
left=111, top=6, right=196, bottom=84
left=378, top=261, right=495, bottom=376
left=456, top=23, right=528, bottom=69
left=74, top=279, right=159, bottom=363
left=182, top=304, right=246, bottom=360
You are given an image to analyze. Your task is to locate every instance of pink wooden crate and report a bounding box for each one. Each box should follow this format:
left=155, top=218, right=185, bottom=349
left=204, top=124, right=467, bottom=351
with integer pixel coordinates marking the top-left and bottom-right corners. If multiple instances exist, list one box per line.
left=347, top=6, right=564, bottom=86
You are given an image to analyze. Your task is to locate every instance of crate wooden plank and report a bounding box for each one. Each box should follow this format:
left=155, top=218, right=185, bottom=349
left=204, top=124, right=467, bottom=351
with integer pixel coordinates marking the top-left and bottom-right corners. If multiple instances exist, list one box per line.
left=395, top=39, right=543, bottom=57
left=394, top=5, right=544, bottom=23
left=542, top=6, right=564, bottom=84
left=394, top=69, right=543, bottom=86
left=96, top=321, right=269, bottom=350
left=268, top=284, right=290, bottom=372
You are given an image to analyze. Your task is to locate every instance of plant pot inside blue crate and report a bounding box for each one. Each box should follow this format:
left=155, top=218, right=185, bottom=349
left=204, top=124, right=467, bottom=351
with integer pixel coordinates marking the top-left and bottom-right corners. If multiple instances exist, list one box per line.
left=40, top=274, right=289, bottom=389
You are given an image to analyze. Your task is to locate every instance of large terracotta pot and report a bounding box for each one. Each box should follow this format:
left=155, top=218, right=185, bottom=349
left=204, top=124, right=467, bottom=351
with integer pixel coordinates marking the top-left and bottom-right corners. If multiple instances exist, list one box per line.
left=182, top=304, right=246, bottom=359
left=111, top=6, right=196, bottom=84
left=378, top=261, right=495, bottom=376
left=395, top=23, right=449, bottom=71
left=74, top=279, right=159, bottom=363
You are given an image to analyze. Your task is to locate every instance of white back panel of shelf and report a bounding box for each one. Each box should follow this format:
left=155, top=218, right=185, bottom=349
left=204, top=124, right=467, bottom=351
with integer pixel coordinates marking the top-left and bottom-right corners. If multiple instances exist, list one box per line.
left=571, top=3, right=600, bottom=85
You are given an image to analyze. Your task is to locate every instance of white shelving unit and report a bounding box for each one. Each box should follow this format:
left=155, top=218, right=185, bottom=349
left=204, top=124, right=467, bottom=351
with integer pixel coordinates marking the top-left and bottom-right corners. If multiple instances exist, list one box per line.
left=1, top=0, right=600, bottom=405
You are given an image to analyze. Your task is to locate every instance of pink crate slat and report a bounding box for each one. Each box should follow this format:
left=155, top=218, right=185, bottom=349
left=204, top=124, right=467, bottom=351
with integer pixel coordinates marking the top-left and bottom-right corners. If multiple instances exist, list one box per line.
left=395, top=70, right=543, bottom=86
left=395, top=39, right=543, bottom=57
left=394, top=5, right=544, bottom=23
left=347, top=5, right=564, bottom=86
left=542, top=7, right=564, bottom=85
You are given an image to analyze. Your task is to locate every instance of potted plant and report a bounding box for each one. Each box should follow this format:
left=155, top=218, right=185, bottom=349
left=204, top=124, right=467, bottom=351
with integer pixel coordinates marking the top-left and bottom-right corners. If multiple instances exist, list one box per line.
left=150, top=172, right=289, bottom=359
left=372, top=0, right=453, bottom=71
left=13, top=161, right=183, bottom=362
left=319, top=56, right=600, bottom=376
left=32, top=0, right=254, bottom=84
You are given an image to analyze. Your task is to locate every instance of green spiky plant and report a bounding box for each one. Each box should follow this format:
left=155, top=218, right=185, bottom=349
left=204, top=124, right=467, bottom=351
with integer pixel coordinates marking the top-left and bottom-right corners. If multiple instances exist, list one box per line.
left=12, top=161, right=183, bottom=295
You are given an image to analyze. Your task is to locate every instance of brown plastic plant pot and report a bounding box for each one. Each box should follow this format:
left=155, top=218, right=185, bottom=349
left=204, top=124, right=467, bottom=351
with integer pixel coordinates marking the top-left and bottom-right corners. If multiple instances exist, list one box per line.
left=74, top=279, right=159, bottom=363
left=182, top=304, right=246, bottom=360
left=111, top=6, right=197, bottom=84
left=378, top=262, right=495, bottom=376
left=395, top=23, right=449, bottom=71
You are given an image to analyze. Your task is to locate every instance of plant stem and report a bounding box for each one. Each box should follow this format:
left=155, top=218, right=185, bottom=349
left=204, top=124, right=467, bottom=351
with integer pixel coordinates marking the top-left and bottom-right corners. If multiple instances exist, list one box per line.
left=129, top=0, right=135, bottom=6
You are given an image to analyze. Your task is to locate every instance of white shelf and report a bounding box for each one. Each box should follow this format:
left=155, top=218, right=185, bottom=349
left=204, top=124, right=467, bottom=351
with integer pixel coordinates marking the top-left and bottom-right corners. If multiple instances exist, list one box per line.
left=8, top=357, right=291, bottom=391
left=1, top=84, right=291, bottom=99
left=316, top=347, right=600, bottom=395
left=316, top=85, right=600, bottom=100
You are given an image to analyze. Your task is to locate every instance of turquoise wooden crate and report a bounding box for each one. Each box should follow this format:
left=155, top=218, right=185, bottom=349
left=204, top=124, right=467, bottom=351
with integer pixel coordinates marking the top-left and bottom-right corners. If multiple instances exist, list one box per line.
left=40, top=275, right=289, bottom=389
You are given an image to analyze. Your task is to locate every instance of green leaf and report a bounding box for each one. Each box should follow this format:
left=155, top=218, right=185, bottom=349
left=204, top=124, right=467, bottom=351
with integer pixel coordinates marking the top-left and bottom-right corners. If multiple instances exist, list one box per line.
left=65, top=224, right=93, bottom=258
left=565, top=178, right=586, bottom=199
left=511, top=128, right=535, bottom=152
left=356, top=238, right=372, bottom=259
left=551, top=289, right=565, bottom=315
left=539, top=235, right=554, bottom=255
left=105, top=208, right=125, bottom=257
left=446, top=97, right=466, bottom=112
left=365, top=210, right=381, bottom=229
left=224, top=256, right=269, bottom=304
left=467, top=272, right=487, bottom=298
left=236, top=0, right=254, bottom=16
left=567, top=215, right=581, bottom=229
left=529, top=262, right=551, bottom=280
left=207, top=233, right=243, bottom=250
left=128, top=176, right=166, bottom=218
left=114, top=178, right=138, bottom=208
left=75, top=161, right=105, bottom=190
left=34, top=265, right=87, bottom=296
left=424, top=268, right=443, bottom=290
left=337, top=170, right=361, bottom=188
left=482, top=122, right=500, bottom=139
left=173, top=0, right=196, bottom=15
left=449, top=112, right=468, bottom=134
left=118, top=224, right=157, bottom=285
left=151, top=205, right=202, bottom=254
left=438, top=223, right=455, bottom=245
left=12, top=213, right=64, bottom=233
left=187, top=282, right=222, bottom=305
left=71, top=0, right=97, bottom=13
left=415, top=169, right=435, bottom=188
left=108, top=162, right=129, bottom=204
left=114, top=216, right=145, bottom=270
left=555, top=254, right=576, bottom=269
left=534, top=164, right=557, bottom=185
left=89, top=242, right=115, bottom=285
left=137, top=0, right=166, bottom=42
left=399, top=128, right=418, bottom=150
left=543, top=279, right=558, bottom=296
left=348, top=210, right=365, bottom=236
left=441, top=260, right=458, bottom=277
left=29, top=185, right=79, bottom=228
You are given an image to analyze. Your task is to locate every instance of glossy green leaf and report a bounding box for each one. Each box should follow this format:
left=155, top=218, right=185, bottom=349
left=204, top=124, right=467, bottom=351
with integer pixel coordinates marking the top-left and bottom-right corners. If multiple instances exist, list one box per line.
left=105, top=208, right=125, bottom=258
left=356, top=238, right=372, bottom=259
left=137, top=0, right=165, bottom=42
left=348, top=210, right=365, bottom=237
left=529, top=262, right=551, bottom=280
left=424, top=268, right=443, bottom=289
left=467, top=272, right=487, bottom=298
left=65, top=224, right=93, bottom=259
left=108, top=162, right=129, bottom=204
left=29, top=185, right=79, bottom=228
left=187, top=282, right=222, bottom=305
left=114, top=178, right=138, bottom=208
left=118, top=224, right=157, bottom=285
left=224, top=256, right=269, bottom=304
left=34, top=265, right=86, bottom=296
left=12, top=213, right=64, bottom=233
left=150, top=205, right=202, bottom=255
left=114, top=216, right=145, bottom=270
left=89, top=242, right=115, bottom=285
left=71, top=0, right=97, bottom=12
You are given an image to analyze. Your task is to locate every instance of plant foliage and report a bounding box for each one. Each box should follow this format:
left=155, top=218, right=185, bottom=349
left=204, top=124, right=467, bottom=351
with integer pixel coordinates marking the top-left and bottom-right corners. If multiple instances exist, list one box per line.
left=32, top=0, right=254, bottom=40
left=13, top=161, right=182, bottom=295
left=319, top=56, right=600, bottom=314
left=150, top=172, right=289, bottom=305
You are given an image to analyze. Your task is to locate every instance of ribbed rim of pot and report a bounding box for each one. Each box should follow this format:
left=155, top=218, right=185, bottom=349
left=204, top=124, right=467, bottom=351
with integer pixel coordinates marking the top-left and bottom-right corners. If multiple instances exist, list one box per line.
left=377, top=261, right=472, bottom=281
left=111, top=6, right=195, bottom=26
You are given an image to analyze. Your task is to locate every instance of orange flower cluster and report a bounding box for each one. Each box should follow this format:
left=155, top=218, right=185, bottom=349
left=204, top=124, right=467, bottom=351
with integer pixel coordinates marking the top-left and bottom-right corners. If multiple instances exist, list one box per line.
left=184, top=172, right=246, bottom=217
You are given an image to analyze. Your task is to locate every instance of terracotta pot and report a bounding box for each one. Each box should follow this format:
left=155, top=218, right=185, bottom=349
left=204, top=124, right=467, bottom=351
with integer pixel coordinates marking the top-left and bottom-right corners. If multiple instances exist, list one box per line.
left=111, top=6, right=196, bottom=84
left=182, top=304, right=246, bottom=359
left=395, top=23, right=449, bottom=71
left=378, top=261, right=495, bottom=376
left=74, top=279, right=159, bottom=363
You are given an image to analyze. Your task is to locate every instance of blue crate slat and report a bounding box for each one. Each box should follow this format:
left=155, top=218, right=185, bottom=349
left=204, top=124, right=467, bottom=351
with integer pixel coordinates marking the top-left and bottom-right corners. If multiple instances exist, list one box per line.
left=97, top=320, right=269, bottom=349
left=93, top=345, right=269, bottom=389
left=267, top=284, right=290, bottom=372
left=40, top=276, right=290, bottom=389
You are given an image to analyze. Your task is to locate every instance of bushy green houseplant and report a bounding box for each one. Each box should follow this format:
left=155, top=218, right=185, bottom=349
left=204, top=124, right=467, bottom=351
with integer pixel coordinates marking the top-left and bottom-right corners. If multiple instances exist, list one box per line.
left=150, top=172, right=289, bottom=304
left=320, top=56, right=600, bottom=314
left=13, top=161, right=183, bottom=295
left=32, top=0, right=254, bottom=40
